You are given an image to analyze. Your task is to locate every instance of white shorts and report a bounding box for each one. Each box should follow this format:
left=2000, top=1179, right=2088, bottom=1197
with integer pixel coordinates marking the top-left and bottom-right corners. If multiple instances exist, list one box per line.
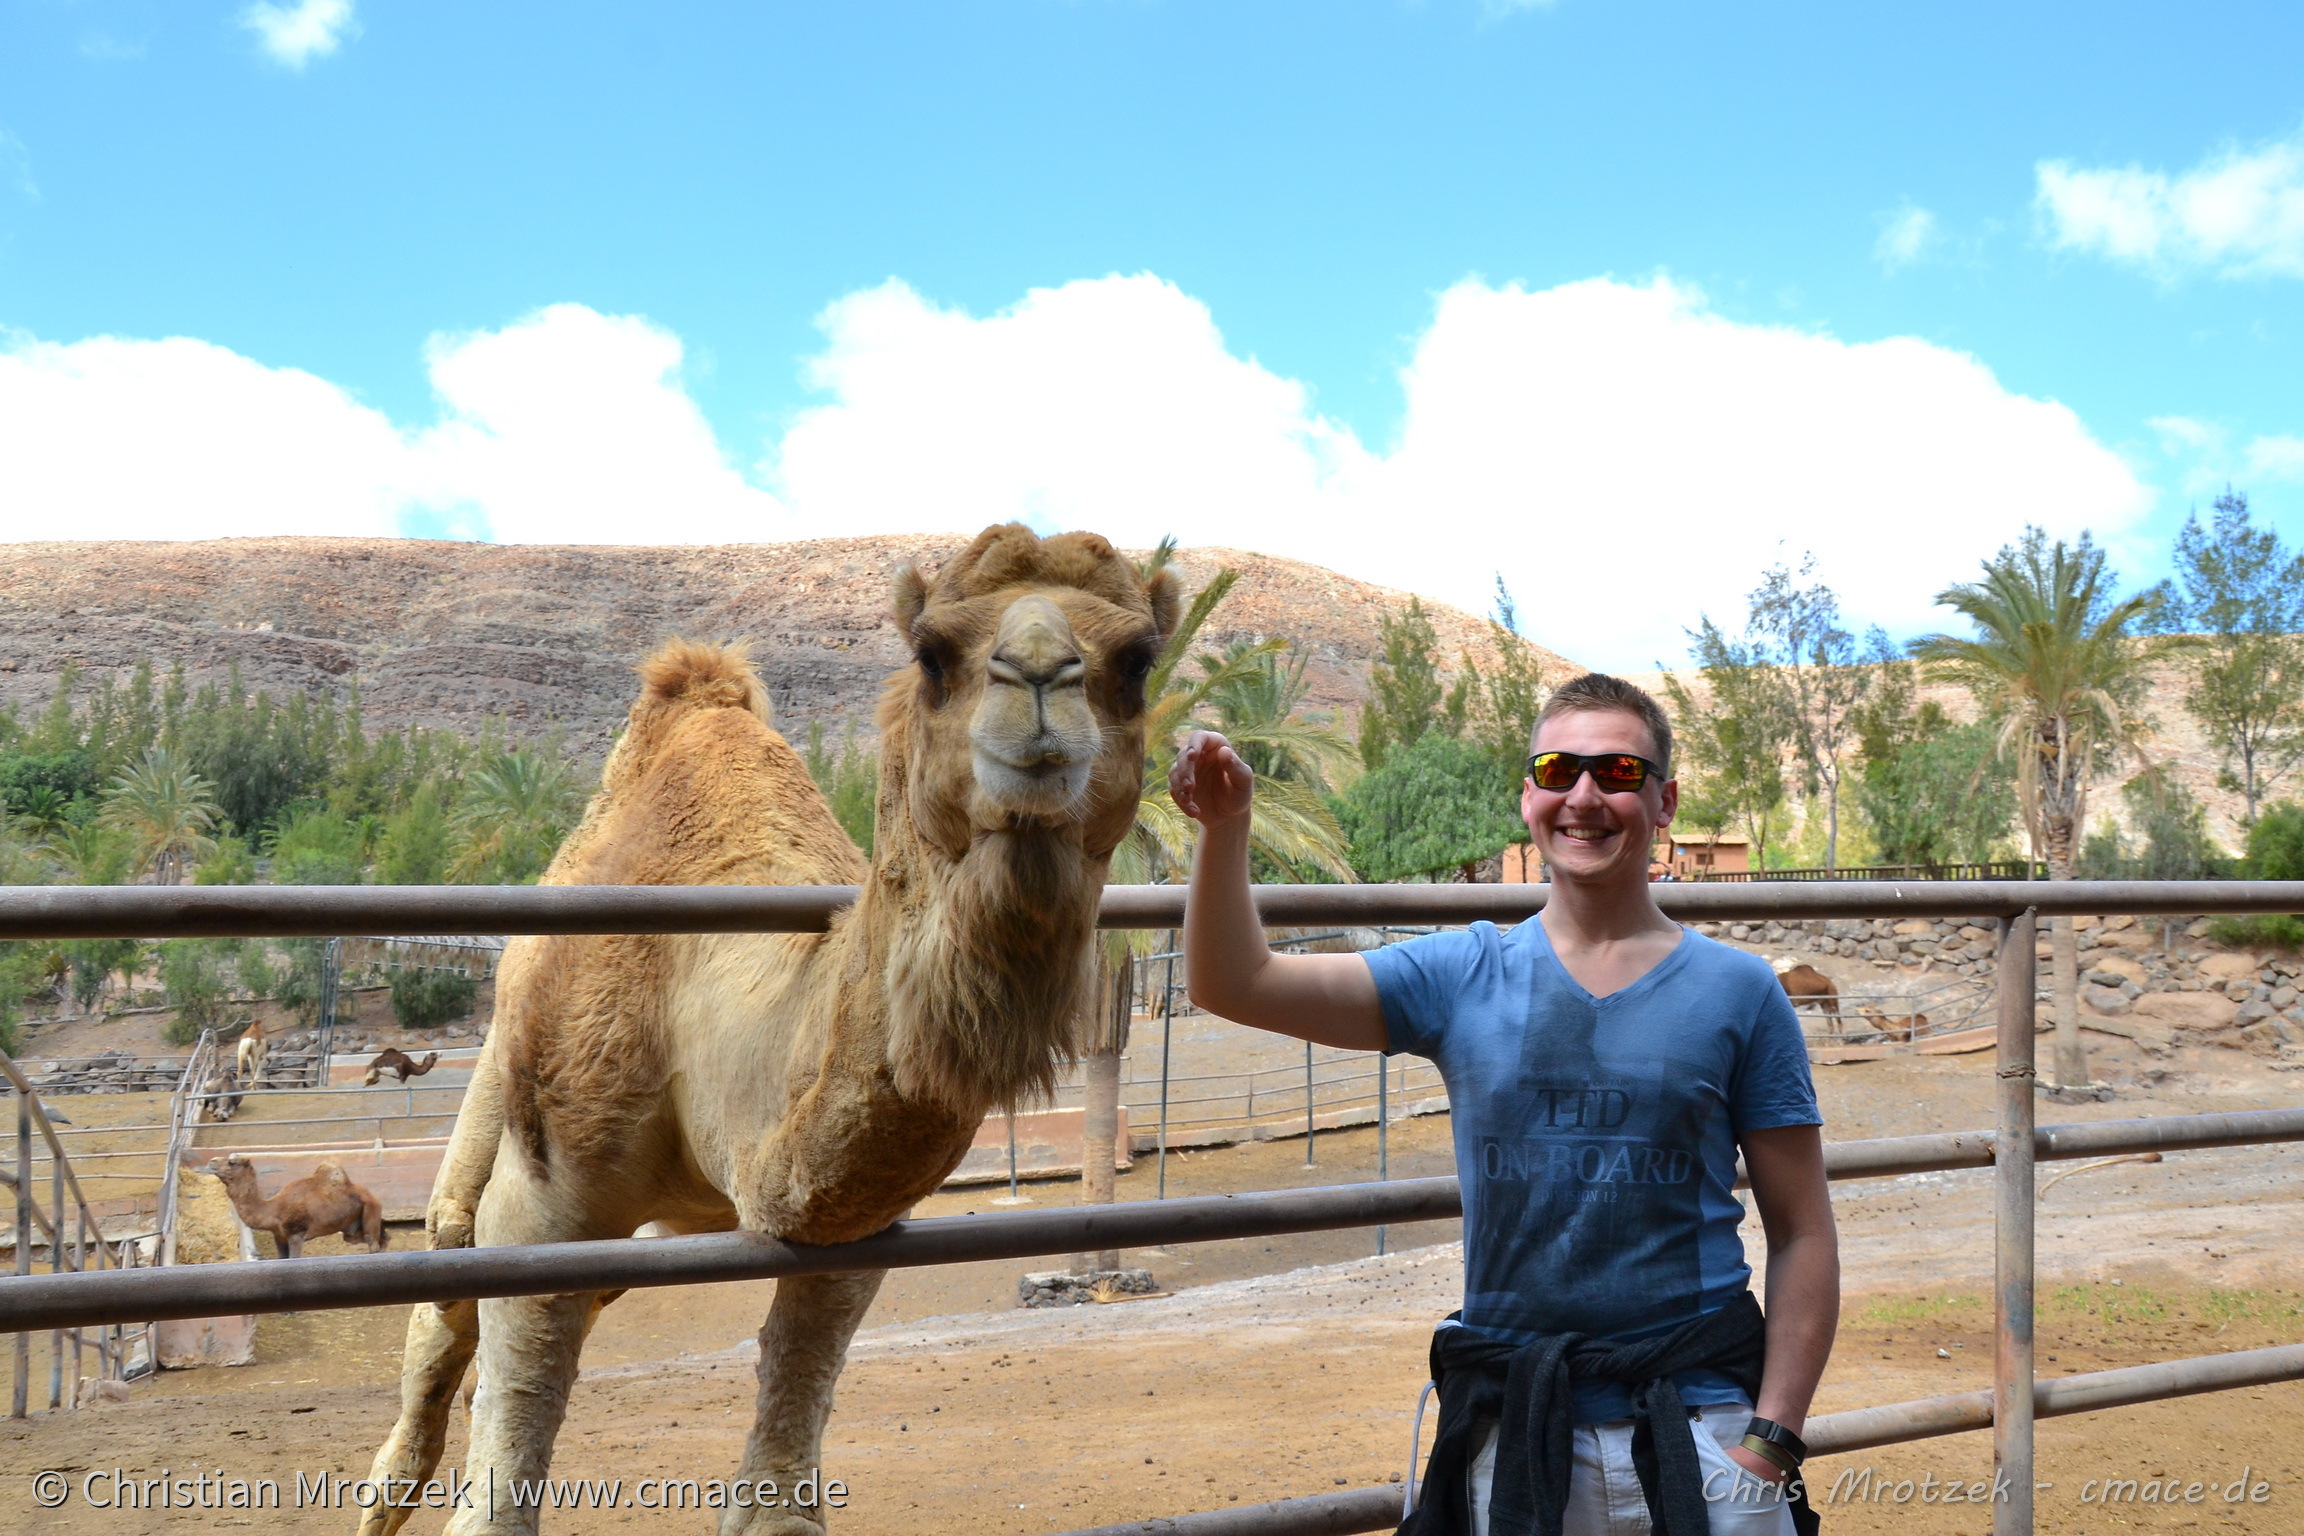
left=1466, top=1400, right=1798, bottom=1536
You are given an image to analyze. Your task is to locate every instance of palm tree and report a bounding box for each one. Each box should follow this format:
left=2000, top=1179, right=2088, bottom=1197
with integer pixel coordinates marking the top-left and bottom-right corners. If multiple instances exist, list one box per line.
left=448, top=749, right=584, bottom=884
left=99, top=746, right=220, bottom=884
left=1913, top=528, right=2168, bottom=1089
left=1074, top=548, right=1356, bottom=1270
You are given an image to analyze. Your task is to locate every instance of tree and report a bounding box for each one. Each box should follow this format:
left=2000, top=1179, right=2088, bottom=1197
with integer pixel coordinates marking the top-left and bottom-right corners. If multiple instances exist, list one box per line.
left=377, top=786, right=455, bottom=884
left=1664, top=624, right=1795, bottom=869
left=1851, top=643, right=2017, bottom=867
left=1748, top=559, right=1871, bottom=869
left=802, top=719, right=879, bottom=854
left=2157, top=489, right=2304, bottom=826
left=160, top=939, right=238, bottom=1046
left=99, top=745, right=221, bottom=883
left=267, top=806, right=367, bottom=885
left=1914, top=527, right=2169, bottom=1089
left=449, top=749, right=583, bottom=884
left=1333, top=732, right=1526, bottom=882
left=1357, top=598, right=1446, bottom=771
left=1074, top=550, right=1355, bottom=1268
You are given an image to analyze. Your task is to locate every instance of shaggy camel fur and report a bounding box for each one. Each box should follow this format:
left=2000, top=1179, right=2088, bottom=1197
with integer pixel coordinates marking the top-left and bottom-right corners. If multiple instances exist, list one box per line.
left=365, top=1048, right=441, bottom=1086
left=359, top=525, right=1176, bottom=1536
left=205, top=1154, right=386, bottom=1258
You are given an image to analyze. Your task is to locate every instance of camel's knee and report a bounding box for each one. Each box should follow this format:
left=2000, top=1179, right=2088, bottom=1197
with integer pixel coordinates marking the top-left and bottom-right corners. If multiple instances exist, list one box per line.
left=358, top=1302, right=481, bottom=1536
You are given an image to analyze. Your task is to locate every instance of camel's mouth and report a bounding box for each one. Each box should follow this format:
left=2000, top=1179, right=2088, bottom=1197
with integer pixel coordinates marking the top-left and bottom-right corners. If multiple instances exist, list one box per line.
left=970, top=740, right=1096, bottom=816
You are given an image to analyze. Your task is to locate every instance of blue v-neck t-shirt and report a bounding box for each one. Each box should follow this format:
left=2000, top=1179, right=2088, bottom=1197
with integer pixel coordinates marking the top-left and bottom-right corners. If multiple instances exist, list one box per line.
left=1366, top=919, right=1820, bottom=1424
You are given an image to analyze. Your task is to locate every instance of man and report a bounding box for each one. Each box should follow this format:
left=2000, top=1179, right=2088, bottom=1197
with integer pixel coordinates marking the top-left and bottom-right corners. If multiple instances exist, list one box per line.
left=1170, top=673, right=1837, bottom=1536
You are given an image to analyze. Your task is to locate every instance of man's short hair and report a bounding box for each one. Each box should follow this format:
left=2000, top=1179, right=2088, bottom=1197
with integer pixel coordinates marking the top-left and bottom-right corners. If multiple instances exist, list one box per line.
left=1532, top=673, right=1673, bottom=774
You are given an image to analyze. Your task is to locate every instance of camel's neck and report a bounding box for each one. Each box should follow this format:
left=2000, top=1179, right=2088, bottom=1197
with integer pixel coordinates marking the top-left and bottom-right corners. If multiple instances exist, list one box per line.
left=218, top=1176, right=272, bottom=1225
left=857, top=739, right=1106, bottom=1115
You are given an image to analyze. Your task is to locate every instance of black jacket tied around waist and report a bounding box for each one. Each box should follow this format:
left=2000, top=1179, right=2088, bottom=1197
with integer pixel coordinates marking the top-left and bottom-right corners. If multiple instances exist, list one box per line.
left=1397, top=1291, right=1819, bottom=1536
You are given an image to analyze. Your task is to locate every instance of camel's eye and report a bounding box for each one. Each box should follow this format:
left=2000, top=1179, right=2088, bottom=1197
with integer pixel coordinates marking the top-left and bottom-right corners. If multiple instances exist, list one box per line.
left=914, top=639, right=953, bottom=703
left=1120, top=640, right=1158, bottom=686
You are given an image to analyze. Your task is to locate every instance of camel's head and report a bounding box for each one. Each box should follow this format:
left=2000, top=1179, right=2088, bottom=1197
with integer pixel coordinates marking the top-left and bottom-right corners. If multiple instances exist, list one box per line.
left=887, top=524, right=1178, bottom=856
left=203, top=1153, right=251, bottom=1183
left=363, top=1065, right=382, bottom=1086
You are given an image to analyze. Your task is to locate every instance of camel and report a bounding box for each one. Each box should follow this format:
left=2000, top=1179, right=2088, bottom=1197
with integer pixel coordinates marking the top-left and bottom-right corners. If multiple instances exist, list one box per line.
left=358, top=525, right=1176, bottom=1536
left=365, top=1048, right=441, bottom=1086
left=204, top=1154, right=387, bottom=1258
left=1771, top=956, right=1841, bottom=1023
left=198, top=1064, right=241, bottom=1123
left=236, top=1018, right=269, bottom=1086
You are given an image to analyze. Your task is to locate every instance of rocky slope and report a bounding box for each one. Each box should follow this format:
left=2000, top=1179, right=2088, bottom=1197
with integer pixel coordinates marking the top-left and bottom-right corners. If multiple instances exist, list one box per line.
left=0, top=535, right=1582, bottom=757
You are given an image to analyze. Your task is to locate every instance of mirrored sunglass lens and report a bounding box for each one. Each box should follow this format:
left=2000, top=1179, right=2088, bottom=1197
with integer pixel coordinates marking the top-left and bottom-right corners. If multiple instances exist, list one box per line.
left=1531, top=754, right=1579, bottom=788
left=1592, top=756, right=1648, bottom=789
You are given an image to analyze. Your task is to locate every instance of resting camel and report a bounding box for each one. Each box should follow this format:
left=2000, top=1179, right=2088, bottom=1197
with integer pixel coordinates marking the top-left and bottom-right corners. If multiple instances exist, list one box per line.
left=197, top=1064, right=241, bottom=1123
left=358, top=525, right=1175, bottom=1536
left=365, top=1048, right=441, bottom=1086
left=205, top=1153, right=386, bottom=1258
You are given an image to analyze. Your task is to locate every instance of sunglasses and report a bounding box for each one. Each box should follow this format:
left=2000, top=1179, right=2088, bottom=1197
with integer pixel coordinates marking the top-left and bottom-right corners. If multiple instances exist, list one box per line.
left=1526, top=750, right=1666, bottom=794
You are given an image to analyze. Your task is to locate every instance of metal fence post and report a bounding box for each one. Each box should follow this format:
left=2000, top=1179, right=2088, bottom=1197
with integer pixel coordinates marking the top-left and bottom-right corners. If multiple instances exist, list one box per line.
left=1375, top=1051, right=1389, bottom=1257
left=1158, top=932, right=1175, bottom=1201
left=1995, top=908, right=2038, bottom=1536
left=12, top=1087, right=27, bottom=1419
left=1304, top=1042, right=1316, bottom=1166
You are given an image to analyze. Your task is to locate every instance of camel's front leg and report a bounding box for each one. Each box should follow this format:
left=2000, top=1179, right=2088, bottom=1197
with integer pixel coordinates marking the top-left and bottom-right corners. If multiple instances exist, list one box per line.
left=722, top=1270, right=885, bottom=1536
left=356, top=1300, right=479, bottom=1536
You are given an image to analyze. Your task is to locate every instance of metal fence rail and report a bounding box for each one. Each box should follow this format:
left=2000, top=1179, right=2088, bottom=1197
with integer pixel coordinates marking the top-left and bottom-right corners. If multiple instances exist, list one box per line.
left=2, top=1106, right=2296, bottom=1334
left=7, top=878, right=2304, bottom=939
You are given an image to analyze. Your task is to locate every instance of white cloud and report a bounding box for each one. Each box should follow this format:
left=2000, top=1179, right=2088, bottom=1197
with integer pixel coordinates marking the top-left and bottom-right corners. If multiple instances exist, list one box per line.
left=0, top=308, right=789, bottom=546
left=0, top=330, right=409, bottom=539
left=240, top=0, right=358, bottom=70
left=2151, top=414, right=2304, bottom=496
left=410, top=305, right=781, bottom=543
left=2037, top=129, right=2304, bottom=280
left=1874, top=203, right=1937, bottom=271
left=0, top=275, right=2155, bottom=672
left=773, top=274, right=2152, bottom=670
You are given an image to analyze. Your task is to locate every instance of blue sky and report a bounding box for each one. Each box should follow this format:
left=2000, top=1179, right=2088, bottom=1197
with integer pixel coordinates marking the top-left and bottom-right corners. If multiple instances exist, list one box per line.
left=4, top=1, right=2304, bottom=670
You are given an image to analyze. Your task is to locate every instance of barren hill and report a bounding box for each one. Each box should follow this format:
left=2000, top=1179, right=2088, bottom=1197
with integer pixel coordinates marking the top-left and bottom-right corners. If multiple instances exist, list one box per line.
left=0, top=536, right=1581, bottom=756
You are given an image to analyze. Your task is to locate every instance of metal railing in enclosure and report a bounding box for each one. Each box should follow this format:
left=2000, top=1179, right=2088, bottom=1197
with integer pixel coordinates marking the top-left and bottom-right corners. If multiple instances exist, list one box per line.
left=2, top=880, right=2303, bottom=1536
left=1689, top=859, right=2045, bottom=883
left=0, top=1050, right=157, bottom=1418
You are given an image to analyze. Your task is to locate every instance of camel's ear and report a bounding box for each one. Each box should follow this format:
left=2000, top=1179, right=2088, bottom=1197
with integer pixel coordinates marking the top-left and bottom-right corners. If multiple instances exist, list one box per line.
left=1144, top=566, right=1180, bottom=645
left=892, top=562, right=929, bottom=637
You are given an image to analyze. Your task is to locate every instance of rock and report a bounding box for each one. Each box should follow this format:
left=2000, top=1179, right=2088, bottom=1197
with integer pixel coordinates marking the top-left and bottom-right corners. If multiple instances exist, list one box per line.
left=2082, top=984, right=2133, bottom=1016
left=2235, top=999, right=2275, bottom=1025
left=2133, top=991, right=2238, bottom=1030
left=1017, top=1268, right=1160, bottom=1308
left=2272, top=986, right=2297, bottom=1012
left=2187, top=919, right=2213, bottom=938
left=2239, top=1023, right=2286, bottom=1056
left=2103, top=914, right=2136, bottom=932
left=1893, top=919, right=1934, bottom=936
left=2199, top=952, right=2261, bottom=981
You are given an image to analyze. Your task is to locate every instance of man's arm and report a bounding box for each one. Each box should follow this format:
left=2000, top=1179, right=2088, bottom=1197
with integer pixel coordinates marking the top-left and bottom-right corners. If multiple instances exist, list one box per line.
left=1173, top=731, right=1387, bottom=1051
left=1731, top=1123, right=1840, bottom=1483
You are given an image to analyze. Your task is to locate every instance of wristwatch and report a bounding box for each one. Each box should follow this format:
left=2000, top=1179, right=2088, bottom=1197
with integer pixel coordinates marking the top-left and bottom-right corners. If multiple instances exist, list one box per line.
left=1739, top=1416, right=1808, bottom=1475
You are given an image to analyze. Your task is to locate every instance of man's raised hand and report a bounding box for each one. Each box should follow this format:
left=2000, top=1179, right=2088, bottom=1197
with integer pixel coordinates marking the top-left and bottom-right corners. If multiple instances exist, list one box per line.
left=1170, top=730, right=1254, bottom=827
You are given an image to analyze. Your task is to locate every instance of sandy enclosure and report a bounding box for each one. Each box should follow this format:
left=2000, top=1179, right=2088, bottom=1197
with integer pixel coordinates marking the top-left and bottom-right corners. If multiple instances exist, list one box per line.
left=4, top=1037, right=2303, bottom=1536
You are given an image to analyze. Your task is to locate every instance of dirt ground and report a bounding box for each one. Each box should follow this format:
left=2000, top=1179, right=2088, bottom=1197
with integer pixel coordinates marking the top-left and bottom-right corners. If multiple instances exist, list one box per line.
left=5, top=1043, right=2303, bottom=1535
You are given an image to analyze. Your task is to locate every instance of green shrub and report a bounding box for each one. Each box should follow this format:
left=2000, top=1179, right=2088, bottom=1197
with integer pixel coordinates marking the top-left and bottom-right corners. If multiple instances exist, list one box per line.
left=160, top=939, right=236, bottom=1046
left=390, top=968, right=478, bottom=1030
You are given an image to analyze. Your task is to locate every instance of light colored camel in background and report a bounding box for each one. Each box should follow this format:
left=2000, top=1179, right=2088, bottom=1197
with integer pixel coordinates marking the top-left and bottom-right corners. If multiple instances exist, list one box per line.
left=235, top=1017, right=269, bottom=1086
left=205, top=1153, right=386, bottom=1257
left=357, top=525, right=1175, bottom=1536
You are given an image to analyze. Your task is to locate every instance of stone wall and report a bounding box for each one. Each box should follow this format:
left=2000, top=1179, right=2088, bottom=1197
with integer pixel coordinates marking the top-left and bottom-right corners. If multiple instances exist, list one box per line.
left=1691, top=913, right=2304, bottom=1057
